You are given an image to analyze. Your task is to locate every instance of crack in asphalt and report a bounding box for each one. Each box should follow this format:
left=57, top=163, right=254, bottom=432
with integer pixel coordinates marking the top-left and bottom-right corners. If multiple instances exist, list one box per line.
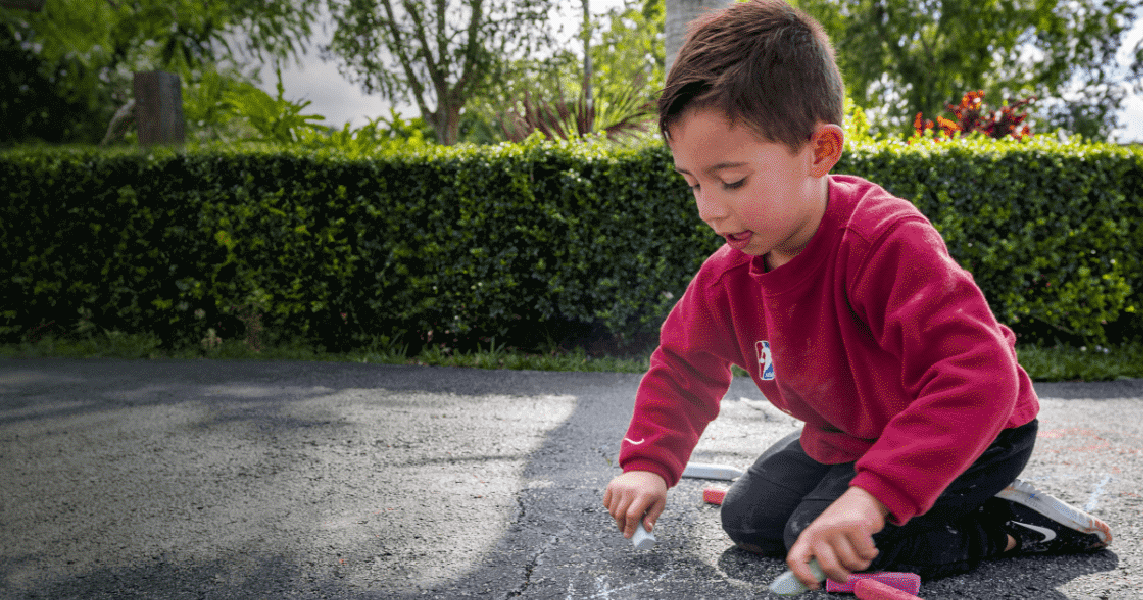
left=503, top=491, right=559, bottom=599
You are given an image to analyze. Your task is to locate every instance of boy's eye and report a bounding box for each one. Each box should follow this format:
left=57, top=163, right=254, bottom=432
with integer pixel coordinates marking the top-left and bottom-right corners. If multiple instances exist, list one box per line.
left=724, top=179, right=746, bottom=190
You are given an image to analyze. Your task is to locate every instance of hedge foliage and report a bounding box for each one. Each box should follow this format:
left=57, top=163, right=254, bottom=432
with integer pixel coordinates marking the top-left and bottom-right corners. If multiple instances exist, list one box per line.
left=1, top=138, right=717, bottom=351
left=1, top=135, right=1140, bottom=352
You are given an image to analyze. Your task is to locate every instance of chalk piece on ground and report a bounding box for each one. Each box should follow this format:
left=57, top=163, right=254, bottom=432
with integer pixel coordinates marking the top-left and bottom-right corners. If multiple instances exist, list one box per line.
left=631, top=522, right=656, bottom=550
left=768, top=559, right=825, bottom=596
left=681, top=462, right=745, bottom=481
left=703, top=486, right=728, bottom=505
left=826, top=572, right=921, bottom=594
left=855, top=578, right=925, bottom=600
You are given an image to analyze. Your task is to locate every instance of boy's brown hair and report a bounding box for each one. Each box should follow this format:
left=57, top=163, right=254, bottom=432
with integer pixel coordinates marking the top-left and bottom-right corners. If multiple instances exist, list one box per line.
left=658, top=0, right=844, bottom=152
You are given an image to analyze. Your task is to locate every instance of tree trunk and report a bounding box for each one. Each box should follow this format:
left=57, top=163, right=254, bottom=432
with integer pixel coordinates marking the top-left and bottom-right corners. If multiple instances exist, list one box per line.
left=431, top=102, right=462, bottom=146
left=664, top=0, right=734, bottom=75
left=133, top=71, right=186, bottom=146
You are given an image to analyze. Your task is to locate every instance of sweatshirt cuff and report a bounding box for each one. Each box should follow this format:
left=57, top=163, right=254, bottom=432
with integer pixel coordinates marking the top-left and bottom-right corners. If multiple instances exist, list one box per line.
left=850, top=472, right=919, bottom=526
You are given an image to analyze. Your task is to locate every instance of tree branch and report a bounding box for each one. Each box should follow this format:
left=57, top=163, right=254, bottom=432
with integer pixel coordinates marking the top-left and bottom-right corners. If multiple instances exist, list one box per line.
left=435, top=0, right=451, bottom=79
left=403, top=0, right=447, bottom=96
left=380, top=0, right=432, bottom=120
left=455, top=0, right=485, bottom=97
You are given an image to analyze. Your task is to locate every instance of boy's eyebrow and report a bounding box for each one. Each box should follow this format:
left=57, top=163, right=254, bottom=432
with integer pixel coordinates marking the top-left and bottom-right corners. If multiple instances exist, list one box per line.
left=674, top=161, right=749, bottom=176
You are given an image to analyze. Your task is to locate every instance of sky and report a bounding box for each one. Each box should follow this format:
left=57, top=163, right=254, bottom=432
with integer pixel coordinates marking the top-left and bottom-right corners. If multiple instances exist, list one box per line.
left=253, top=2, right=1143, bottom=143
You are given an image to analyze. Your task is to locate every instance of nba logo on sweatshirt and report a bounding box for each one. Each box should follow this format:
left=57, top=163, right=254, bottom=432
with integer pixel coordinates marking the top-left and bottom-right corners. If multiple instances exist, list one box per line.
left=755, top=340, right=775, bottom=380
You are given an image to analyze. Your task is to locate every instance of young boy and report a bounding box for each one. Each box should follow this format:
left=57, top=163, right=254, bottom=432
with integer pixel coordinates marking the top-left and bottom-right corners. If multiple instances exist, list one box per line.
left=602, top=0, right=1112, bottom=590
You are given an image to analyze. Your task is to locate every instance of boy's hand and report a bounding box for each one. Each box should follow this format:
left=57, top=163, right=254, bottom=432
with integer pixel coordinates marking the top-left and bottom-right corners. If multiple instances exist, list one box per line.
left=786, top=486, right=889, bottom=589
left=602, top=471, right=668, bottom=538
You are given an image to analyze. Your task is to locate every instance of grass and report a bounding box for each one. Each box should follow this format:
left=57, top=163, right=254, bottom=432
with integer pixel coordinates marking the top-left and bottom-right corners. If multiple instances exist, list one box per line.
left=1014, top=342, right=1143, bottom=382
left=0, top=331, right=653, bottom=374
left=2, top=331, right=1142, bottom=382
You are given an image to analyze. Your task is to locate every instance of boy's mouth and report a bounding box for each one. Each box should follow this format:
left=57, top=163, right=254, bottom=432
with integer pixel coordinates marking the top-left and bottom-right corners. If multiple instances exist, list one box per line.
left=724, top=231, right=753, bottom=250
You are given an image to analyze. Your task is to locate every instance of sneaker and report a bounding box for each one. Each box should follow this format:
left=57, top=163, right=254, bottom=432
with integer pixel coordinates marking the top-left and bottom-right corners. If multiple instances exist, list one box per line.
left=994, top=479, right=1112, bottom=554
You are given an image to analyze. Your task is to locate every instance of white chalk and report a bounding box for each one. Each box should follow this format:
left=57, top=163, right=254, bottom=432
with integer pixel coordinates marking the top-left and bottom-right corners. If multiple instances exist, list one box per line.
left=1084, top=474, right=1112, bottom=512
left=769, top=559, right=825, bottom=596
left=631, top=522, right=656, bottom=550
left=681, top=462, right=744, bottom=481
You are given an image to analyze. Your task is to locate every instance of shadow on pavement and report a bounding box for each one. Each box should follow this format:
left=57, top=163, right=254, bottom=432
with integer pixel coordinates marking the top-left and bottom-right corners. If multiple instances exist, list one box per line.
left=1, top=360, right=1138, bottom=599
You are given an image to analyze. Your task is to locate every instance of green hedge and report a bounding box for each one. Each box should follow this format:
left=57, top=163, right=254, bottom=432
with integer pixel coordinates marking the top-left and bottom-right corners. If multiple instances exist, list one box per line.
left=0, top=139, right=718, bottom=351
left=1, top=136, right=1140, bottom=352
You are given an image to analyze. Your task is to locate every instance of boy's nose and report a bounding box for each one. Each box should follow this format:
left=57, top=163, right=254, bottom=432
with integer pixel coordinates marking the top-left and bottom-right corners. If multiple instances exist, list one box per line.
left=695, top=190, right=730, bottom=224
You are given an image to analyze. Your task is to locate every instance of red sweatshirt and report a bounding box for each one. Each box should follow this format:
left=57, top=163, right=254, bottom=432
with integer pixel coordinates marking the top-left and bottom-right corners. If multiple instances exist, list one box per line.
left=620, top=175, right=1039, bottom=526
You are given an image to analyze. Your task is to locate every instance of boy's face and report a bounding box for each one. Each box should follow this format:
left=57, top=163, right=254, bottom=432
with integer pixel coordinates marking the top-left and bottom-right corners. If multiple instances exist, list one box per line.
left=668, top=107, right=833, bottom=269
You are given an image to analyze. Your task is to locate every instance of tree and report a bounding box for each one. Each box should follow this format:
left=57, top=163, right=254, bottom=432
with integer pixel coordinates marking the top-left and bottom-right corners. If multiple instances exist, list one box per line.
left=1, top=22, right=108, bottom=143
left=595, top=0, right=667, bottom=98
left=323, top=0, right=560, bottom=146
left=0, top=0, right=323, bottom=144
left=664, top=0, right=733, bottom=74
left=793, top=0, right=1142, bottom=139
left=6, top=0, right=321, bottom=71
left=462, top=0, right=663, bottom=143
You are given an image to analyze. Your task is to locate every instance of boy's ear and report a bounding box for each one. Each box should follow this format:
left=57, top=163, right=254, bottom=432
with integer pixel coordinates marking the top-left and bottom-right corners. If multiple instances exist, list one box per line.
left=808, top=124, right=845, bottom=178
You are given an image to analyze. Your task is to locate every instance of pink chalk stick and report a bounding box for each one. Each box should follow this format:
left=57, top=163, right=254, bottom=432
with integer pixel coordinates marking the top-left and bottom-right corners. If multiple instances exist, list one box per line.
left=855, top=578, right=924, bottom=600
left=702, top=487, right=727, bottom=505
left=826, top=572, right=920, bottom=594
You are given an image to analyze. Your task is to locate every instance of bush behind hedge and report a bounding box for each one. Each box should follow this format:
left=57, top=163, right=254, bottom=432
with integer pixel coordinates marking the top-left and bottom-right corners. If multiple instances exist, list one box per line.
left=1, top=135, right=1140, bottom=352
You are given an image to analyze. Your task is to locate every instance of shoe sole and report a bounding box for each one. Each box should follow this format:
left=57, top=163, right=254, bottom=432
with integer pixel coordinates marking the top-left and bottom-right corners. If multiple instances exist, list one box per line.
left=996, top=480, right=1112, bottom=545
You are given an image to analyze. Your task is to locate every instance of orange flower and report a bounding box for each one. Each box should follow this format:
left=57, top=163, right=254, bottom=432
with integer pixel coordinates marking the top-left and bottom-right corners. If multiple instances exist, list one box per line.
left=936, top=116, right=961, bottom=138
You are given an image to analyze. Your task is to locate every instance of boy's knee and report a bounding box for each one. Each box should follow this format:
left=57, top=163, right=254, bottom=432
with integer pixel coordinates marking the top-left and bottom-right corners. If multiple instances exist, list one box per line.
left=722, top=519, right=787, bottom=556
left=720, top=489, right=788, bottom=555
left=720, top=490, right=754, bottom=543
left=719, top=484, right=756, bottom=534
left=719, top=494, right=747, bottom=539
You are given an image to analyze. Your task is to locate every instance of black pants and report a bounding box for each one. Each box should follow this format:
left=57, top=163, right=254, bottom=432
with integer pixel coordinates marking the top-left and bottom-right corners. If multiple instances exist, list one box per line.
left=720, top=419, right=1037, bottom=580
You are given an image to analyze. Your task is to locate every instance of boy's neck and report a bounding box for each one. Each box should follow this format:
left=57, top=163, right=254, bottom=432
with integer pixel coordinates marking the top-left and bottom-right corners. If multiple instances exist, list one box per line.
left=765, top=176, right=832, bottom=271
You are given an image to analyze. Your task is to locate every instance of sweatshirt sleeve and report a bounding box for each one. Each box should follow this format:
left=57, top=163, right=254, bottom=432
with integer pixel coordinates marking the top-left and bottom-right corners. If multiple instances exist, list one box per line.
left=847, top=219, right=1023, bottom=525
left=618, top=260, right=740, bottom=487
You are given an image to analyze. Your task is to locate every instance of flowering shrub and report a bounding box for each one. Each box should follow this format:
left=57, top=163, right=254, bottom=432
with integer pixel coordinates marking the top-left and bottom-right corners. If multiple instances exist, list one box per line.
left=912, top=91, right=1035, bottom=143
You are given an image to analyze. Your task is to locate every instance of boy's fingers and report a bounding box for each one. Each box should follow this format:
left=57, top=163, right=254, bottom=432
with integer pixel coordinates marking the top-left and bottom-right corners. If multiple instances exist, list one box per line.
left=854, top=532, right=879, bottom=561
left=814, top=545, right=850, bottom=586
left=644, top=499, right=665, bottom=532
left=838, top=532, right=877, bottom=571
left=619, top=503, right=632, bottom=536
left=834, top=544, right=867, bottom=582
left=621, top=493, right=649, bottom=534
left=787, top=543, right=823, bottom=589
left=790, top=559, right=822, bottom=589
left=607, top=495, right=624, bottom=523
left=623, top=503, right=646, bottom=538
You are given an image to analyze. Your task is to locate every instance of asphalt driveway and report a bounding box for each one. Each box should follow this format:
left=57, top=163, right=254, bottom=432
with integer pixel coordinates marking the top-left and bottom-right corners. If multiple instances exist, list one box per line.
left=1, top=358, right=1139, bottom=599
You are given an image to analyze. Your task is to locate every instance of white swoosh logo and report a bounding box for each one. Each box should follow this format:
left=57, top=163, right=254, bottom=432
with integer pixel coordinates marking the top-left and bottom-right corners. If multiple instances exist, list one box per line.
left=1012, top=521, right=1057, bottom=542
left=623, top=438, right=646, bottom=445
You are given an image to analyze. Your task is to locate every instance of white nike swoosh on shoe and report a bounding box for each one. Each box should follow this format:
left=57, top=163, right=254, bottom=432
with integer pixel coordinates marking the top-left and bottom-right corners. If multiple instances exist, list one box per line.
left=623, top=438, right=646, bottom=445
left=1012, top=521, right=1057, bottom=542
